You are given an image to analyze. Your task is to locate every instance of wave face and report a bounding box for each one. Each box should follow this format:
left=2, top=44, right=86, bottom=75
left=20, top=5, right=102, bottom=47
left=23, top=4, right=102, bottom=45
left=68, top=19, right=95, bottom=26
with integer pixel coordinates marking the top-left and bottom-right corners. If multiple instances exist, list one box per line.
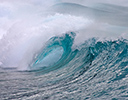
left=0, top=0, right=128, bottom=100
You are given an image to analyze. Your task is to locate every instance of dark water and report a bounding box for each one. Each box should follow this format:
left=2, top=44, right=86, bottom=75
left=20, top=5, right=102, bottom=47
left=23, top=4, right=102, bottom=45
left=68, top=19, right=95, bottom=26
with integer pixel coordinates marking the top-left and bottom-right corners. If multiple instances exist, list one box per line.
left=1, top=33, right=128, bottom=100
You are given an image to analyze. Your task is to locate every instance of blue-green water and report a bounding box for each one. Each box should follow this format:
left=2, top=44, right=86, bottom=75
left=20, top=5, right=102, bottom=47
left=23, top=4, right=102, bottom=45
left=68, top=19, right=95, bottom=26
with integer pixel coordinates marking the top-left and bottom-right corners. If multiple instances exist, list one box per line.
left=1, top=1, right=128, bottom=100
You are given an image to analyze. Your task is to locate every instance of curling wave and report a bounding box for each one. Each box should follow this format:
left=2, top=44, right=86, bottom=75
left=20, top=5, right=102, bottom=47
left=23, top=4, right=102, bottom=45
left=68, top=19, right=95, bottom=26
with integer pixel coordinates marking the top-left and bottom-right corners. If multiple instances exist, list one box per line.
left=29, top=32, right=77, bottom=73
left=28, top=32, right=128, bottom=83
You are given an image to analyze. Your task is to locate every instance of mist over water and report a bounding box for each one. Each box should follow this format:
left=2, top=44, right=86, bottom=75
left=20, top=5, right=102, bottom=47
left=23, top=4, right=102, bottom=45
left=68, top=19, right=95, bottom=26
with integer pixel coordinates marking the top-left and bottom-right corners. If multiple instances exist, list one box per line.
left=0, top=0, right=128, bottom=100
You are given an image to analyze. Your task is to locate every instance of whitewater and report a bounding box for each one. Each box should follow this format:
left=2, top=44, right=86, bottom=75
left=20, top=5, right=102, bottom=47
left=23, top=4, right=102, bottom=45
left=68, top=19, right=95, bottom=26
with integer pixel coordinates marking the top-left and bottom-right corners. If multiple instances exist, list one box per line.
left=0, top=0, right=128, bottom=100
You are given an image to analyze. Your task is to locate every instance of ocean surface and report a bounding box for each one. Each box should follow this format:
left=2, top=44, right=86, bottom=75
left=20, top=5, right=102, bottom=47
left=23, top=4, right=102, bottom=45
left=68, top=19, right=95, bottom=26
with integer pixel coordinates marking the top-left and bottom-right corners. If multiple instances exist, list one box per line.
left=0, top=0, right=128, bottom=100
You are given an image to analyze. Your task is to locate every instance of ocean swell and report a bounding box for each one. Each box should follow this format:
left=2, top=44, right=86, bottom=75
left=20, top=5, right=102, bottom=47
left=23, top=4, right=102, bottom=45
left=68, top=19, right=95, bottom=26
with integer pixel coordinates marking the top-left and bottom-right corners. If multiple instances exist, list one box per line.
left=28, top=32, right=128, bottom=84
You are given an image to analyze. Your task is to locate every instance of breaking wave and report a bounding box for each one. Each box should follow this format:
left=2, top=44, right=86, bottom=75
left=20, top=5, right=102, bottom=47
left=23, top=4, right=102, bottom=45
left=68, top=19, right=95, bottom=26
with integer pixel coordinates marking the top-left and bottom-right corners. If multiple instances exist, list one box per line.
left=0, top=1, right=128, bottom=99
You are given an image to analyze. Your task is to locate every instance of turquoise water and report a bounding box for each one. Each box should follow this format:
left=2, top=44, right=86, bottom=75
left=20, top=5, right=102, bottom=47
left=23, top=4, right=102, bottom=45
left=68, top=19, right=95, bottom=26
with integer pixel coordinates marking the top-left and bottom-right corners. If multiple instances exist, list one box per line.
left=0, top=1, right=128, bottom=100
